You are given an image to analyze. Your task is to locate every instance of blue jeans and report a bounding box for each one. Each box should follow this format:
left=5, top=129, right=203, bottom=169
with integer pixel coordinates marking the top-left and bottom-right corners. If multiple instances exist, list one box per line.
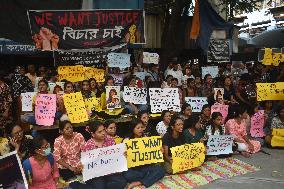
left=123, top=164, right=165, bottom=187
left=86, top=174, right=127, bottom=189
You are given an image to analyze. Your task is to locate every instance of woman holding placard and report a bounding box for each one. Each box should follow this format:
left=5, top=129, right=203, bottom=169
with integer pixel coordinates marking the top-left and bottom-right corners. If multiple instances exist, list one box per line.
left=123, top=119, right=165, bottom=189
left=225, top=105, right=261, bottom=157
left=82, top=121, right=127, bottom=189
left=162, top=115, right=186, bottom=174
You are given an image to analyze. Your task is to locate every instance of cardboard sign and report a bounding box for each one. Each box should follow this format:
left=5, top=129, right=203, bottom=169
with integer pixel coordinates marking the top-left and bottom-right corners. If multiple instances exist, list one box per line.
left=201, top=66, right=219, bottom=78
left=106, top=86, right=121, bottom=109
left=84, top=67, right=105, bottom=82
left=149, top=88, right=181, bottom=113
left=214, top=88, right=224, bottom=100
left=63, top=92, right=89, bottom=123
left=0, top=151, right=28, bottom=189
left=35, top=94, right=57, bottom=126
left=211, top=104, right=228, bottom=123
left=123, top=87, right=147, bottom=104
left=81, top=143, right=128, bottom=182
left=84, top=97, right=101, bottom=112
left=184, top=97, right=208, bottom=112
left=125, top=136, right=164, bottom=168
left=143, top=52, right=159, bottom=64
left=256, top=82, right=284, bottom=101
left=21, top=92, right=37, bottom=112
left=206, top=135, right=234, bottom=155
left=107, top=53, right=131, bottom=68
left=58, top=65, right=85, bottom=82
left=171, top=143, right=205, bottom=174
left=262, top=48, right=284, bottom=66
left=250, top=110, right=265, bottom=137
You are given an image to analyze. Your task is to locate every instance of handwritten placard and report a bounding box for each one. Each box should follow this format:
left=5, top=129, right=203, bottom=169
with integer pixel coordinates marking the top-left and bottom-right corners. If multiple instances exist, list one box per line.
left=149, top=88, right=181, bottom=113
left=125, top=136, right=164, bottom=168
left=84, top=67, right=105, bottom=82
left=211, top=104, right=228, bottom=123
left=271, top=129, right=284, bottom=147
left=63, top=92, right=89, bottom=123
left=184, top=97, right=207, bottom=112
left=58, top=65, right=85, bottom=82
left=107, top=53, right=131, bottom=68
left=171, top=143, right=205, bottom=174
left=214, top=88, right=224, bottom=100
left=202, top=66, right=219, bottom=78
left=106, top=86, right=121, bottom=109
left=250, top=110, right=265, bottom=137
left=256, top=82, right=284, bottom=101
left=272, top=129, right=284, bottom=137
left=123, top=87, right=147, bottom=104
left=206, top=135, right=234, bottom=155
left=262, top=48, right=284, bottom=66
left=21, top=92, right=37, bottom=112
left=143, top=52, right=159, bottom=64
left=35, top=94, right=56, bottom=126
left=81, top=143, right=127, bottom=182
left=84, top=97, right=101, bottom=112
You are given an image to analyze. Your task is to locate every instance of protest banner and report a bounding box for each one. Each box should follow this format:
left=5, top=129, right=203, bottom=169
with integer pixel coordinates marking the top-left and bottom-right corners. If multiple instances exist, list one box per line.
left=106, top=86, right=121, bottom=109
left=271, top=129, right=284, bottom=147
left=115, top=137, right=124, bottom=144
left=214, top=88, right=224, bottom=100
left=171, top=143, right=205, bottom=174
left=201, top=66, right=219, bottom=78
left=134, top=72, right=146, bottom=81
left=81, top=143, right=127, bottom=182
left=143, top=52, right=159, bottom=64
left=125, top=136, right=164, bottom=168
left=184, top=97, right=207, bottom=112
left=21, top=92, right=37, bottom=112
left=63, top=92, right=89, bottom=123
left=107, top=53, right=131, bottom=68
left=0, top=151, right=28, bottom=189
left=272, top=129, right=284, bottom=137
left=123, top=87, right=147, bottom=104
left=28, top=10, right=145, bottom=50
left=149, top=88, right=181, bottom=113
left=84, top=97, right=101, bottom=112
left=211, top=104, right=228, bottom=123
left=256, top=82, right=284, bottom=101
left=206, top=135, right=234, bottom=155
left=84, top=67, right=105, bottom=82
left=250, top=110, right=265, bottom=137
left=58, top=65, right=85, bottom=82
left=35, top=94, right=56, bottom=126
left=262, top=48, right=284, bottom=66
left=53, top=44, right=126, bottom=67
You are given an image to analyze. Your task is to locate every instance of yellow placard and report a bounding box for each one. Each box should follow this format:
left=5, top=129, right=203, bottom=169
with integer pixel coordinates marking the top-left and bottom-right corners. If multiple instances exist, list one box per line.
left=115, top=137, right=124, bottom=144
left=262, top=48, right=284, bottom=66
left=58, top=65, right=85, bottom=82
left=84, top=97, right=102, bottom=112
left=256, top=82, right=284, bottom=101
left=84, top=67, right=105, bottom=82
left=271, top=136, right=284, bottom=147
left=63, top=92, right=89, bottom=123
left=272, top=129, right=284, bottom=137
left=125, top=136, right=164, bottom=168
left=171, top=143, right=205, bottom=174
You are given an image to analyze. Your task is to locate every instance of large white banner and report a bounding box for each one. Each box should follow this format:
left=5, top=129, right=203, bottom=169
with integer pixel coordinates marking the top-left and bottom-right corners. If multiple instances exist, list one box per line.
left=207, top=135, right=234, bottom=155
left=123, top=87, right=147, bottom=104
left=81, top=143, right=128, bottom=182
left=184, top=97, right=208, bottom=112
left=149, top=88, right=181, bottom=113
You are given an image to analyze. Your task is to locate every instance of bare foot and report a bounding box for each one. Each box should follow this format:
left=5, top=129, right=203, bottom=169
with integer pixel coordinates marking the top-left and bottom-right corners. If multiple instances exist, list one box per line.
left=241, top=151, right=251, bottom=158
left=127, top=181, right=142, bottom=189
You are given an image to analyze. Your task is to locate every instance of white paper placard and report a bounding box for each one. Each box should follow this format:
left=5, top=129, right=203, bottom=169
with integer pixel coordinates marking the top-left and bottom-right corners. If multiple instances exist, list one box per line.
left=207, top=135, right=234, bottom=155
left=107, top=53, right=131, bottom=68
left=143, top=52, right=159, bottom=64
left=123, top=87, right=147, bottom=104
left=184, top=97, right=208, bottom=112
left=21, top=92, right=37, bottom=112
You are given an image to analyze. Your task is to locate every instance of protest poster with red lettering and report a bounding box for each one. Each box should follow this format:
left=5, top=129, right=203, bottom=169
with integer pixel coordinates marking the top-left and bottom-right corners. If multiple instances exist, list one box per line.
left=250, top=110, right=265, bottom=137
left=35, top=94, right=56, bottom=126
left=28, top=10, right=145, bottom=50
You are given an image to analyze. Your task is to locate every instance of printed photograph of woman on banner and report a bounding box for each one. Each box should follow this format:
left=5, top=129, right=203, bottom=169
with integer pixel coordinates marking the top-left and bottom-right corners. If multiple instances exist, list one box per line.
left=106, top=86, right=121, bottom=109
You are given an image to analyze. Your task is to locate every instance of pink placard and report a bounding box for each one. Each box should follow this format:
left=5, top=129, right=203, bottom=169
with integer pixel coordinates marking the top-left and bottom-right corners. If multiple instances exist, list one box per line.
left=250, top=110, right=265, bottom=137
left=35, top=94, right=57, bottom=126
left=211, top=104, right=228, bottom=123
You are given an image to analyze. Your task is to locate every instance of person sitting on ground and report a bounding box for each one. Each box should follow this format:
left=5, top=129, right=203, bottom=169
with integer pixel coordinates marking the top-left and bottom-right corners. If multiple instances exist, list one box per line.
left=137, top=110, right=157, bottom=136
left=199, top=104, right=211, bottom=135
left=104, top=120, right=122, bottom=144
left=183, top=115, right=206, bottom=144
left=179, top=103, right=192, bottom=121
left=81, top=80, right=95, bottom=99
left=156, top=110, right=171, bottom=137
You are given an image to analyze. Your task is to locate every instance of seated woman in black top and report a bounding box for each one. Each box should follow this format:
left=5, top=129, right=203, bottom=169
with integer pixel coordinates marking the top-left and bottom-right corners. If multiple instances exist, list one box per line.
left=162, top=115, right=186, bottom=174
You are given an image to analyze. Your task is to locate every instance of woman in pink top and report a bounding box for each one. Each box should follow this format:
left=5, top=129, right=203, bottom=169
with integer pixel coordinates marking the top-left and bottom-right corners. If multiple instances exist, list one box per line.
left=225, top=105, right=261, bottom=157
left=23, top=136, right=61, bottom=189
left=53, top=121, right=85, bottom=181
